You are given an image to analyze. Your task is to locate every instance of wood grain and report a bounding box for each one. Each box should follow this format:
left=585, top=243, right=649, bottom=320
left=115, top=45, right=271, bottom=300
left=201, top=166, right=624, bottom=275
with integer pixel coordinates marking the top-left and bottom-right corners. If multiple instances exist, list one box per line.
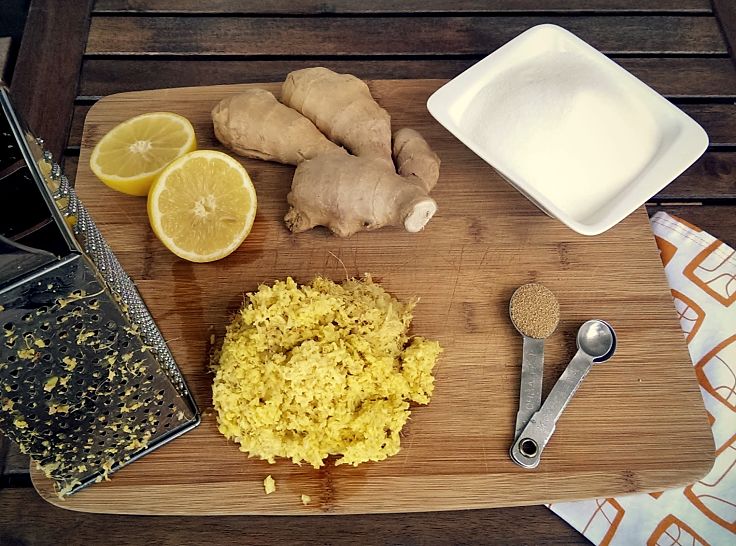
left=93, top=0, right=712, bottom=14
left=77, top=57, right=736, bottom=99
left=9, top=0, right=94, bottom=158
left=713, top=0, right=736, bottom=64
left=0, top=489, right=588, bottom=545
left=658, top=152, right=736, bottom=201
left=58, top=152, right=736, bottom=204
left=30, top=81, right=714, bottom=515
left=64, top=101, right=736, bottom=149
left=0, top=37, right=11, bottom=82
left=85, top=16, right=727, bottom=56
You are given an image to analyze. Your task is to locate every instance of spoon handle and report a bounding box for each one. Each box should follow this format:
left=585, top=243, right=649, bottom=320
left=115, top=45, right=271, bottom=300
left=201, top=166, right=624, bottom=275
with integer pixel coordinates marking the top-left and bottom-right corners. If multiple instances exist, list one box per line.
left=510, top=350, right=593, bottom=468
left=514, top=336, right=544, bottom=439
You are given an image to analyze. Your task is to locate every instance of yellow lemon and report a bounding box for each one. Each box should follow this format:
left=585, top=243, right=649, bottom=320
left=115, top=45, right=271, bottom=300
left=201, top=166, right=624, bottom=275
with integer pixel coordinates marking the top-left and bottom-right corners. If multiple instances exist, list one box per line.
left=147, top=150, right=257, bottom=263
left=90, top=112, right=196, bottom=196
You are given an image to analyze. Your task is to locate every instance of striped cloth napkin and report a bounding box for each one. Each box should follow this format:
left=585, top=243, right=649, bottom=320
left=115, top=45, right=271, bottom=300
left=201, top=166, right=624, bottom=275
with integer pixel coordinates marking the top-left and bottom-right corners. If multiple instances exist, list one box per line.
left=549, top=212, right=736, bottom=546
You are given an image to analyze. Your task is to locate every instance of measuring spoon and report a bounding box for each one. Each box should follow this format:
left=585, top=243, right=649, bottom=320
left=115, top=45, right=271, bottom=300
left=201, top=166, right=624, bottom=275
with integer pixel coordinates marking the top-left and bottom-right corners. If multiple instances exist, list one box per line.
left=509, top=284, right=560, bottom=440
left=510, top=320, right=616, bottom=469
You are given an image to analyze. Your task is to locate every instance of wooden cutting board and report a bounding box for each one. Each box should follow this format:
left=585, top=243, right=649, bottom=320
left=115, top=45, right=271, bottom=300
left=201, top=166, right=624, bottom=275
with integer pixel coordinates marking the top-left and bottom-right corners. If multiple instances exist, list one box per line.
left=32, top=81, right=714, bottom=515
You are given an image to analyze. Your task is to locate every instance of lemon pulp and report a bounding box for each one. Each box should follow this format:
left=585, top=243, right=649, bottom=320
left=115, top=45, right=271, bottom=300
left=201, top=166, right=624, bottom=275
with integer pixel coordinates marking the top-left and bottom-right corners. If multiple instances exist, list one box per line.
left=147, top=150, right=257, bottom=263
left=90, top=112, right=196, bottom=196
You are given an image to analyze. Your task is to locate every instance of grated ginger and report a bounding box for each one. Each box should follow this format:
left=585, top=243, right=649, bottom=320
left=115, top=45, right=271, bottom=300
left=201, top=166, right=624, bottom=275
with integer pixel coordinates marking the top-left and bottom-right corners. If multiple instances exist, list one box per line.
left=264, top=474, right=276, bottom=494
left=212, top=276, right=442, bottom=469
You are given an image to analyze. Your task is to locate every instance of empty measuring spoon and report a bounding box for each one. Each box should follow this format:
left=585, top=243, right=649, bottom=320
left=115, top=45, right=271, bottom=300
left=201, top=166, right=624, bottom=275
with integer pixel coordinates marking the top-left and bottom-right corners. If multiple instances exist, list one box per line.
left=510, top=319, right=616, bottom=469
left=509, top=283, right=560, bottom=439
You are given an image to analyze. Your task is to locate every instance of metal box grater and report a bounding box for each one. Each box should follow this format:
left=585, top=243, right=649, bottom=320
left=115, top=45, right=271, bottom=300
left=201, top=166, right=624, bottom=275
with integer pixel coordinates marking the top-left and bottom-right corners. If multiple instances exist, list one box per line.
left=0, top=85, right=200, bottom=496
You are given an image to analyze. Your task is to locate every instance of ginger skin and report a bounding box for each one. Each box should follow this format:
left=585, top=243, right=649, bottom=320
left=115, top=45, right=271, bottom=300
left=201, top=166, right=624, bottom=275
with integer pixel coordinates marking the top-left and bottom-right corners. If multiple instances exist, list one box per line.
left=392, top=128, right=441, bottom=193
left=282, top=67, right=394, bottom=169
left=211, top=68, right=442, bottom=237
left=286, top=151, right=437, bottom=237
left=212, top=89, right=341, bottom=165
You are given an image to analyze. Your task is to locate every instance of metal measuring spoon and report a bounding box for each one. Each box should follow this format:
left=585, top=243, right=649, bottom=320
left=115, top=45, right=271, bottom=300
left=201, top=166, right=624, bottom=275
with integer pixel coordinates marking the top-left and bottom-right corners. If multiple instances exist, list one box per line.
left=509, top=284, right=560, bottom=440
left=510, top=319, right=617, bottom=469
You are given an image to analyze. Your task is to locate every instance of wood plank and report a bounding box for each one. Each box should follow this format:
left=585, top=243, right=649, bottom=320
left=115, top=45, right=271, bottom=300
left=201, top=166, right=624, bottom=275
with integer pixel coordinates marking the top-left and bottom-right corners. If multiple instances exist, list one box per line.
left=94, top=0, right=712, bottom=14
left=0, top=37, right=11, bottom=82
left=9, top=0, right=94, bottom=158
left=0, top=443, right=30, bottom=484
left=656, top=151, right=736, bottom=200
left=63, top=146, right=736, bottom=209
left=32, top=81, right=712, bottom=514
left=77, top=57, right=736, bottom=99
left=86, top=16, right=727, bottom=56
left=0, top=489, right=587, bottom=545
left=0, top=436, right=6, bottom=481
left=66, top=102, right=736, bottom=149
left=62, top=155, right=79, bottom=183
left=685, top=103, right=736, bottom=146
left=713, top=0, right=736, bottom=64
left=647, top=204, right=736, bottom=246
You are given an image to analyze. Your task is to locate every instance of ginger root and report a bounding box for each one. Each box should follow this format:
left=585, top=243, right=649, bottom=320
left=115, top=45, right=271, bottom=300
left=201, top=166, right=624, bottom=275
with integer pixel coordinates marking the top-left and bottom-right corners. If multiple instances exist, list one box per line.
left=282, top=67, right=394, bottom=169
left=285, top=151, right=437, bottom=237
left=392, top=128, right=441, bottom=193
left=212, top=89, right=341, bottom=165
left=211, top=68, right=442, bottom=237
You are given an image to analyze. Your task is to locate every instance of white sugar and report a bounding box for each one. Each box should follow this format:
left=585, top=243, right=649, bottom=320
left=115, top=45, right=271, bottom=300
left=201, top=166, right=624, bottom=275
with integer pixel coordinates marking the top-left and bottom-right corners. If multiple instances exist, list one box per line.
left=461, top=50, right=661, bottom=221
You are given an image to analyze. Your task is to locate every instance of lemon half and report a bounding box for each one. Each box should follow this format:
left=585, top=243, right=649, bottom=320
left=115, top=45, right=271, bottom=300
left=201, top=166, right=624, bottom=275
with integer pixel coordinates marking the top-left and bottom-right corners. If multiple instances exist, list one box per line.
left=90, top=112, right=196, bottom=196
left=147, top=150, right=257, bottom=263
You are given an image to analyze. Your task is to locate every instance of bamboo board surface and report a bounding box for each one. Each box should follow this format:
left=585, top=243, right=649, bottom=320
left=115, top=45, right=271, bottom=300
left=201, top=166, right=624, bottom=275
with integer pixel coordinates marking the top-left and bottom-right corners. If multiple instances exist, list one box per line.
left=32, top=81, right=714, bottom=515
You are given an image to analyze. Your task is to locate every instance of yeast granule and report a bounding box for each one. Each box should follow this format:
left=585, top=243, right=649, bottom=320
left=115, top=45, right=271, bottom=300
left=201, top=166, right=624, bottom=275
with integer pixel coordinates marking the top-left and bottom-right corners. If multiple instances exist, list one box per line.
left=212, top=276, right=441, bottom=468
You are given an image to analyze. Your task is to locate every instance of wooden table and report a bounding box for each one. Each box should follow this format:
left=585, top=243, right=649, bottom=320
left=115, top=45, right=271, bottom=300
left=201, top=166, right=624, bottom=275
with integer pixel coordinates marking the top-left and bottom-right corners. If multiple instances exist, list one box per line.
left=1, top=1, right=735, bottom=543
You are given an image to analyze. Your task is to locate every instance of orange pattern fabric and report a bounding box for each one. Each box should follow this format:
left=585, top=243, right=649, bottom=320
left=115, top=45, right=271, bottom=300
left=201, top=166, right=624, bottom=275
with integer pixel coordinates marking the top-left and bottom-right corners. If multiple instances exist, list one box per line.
left=549, top=212, right=735, bottom=545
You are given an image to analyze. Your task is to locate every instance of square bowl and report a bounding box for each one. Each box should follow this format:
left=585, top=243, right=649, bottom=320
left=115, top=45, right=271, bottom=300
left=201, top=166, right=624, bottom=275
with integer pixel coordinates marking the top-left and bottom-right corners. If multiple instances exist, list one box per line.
left=427, top=24, right=709, bottom=236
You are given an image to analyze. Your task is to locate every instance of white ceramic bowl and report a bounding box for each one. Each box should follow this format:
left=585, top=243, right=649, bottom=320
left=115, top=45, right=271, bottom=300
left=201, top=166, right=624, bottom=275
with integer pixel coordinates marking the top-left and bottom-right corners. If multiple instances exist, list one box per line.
left=427, top=24, right=709, bottom=235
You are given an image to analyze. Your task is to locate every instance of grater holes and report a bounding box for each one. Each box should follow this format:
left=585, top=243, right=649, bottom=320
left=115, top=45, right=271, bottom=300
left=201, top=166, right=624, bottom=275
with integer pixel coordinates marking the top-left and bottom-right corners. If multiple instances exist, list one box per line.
left=3, top=322, right=13, bottom=331
left=106, top=320, right=116, bottom=330
left=39, top=321, right=51, bottom=331
left=7, top=355, right=16, bottom=362
left=21, top=313, right=34, bottom=322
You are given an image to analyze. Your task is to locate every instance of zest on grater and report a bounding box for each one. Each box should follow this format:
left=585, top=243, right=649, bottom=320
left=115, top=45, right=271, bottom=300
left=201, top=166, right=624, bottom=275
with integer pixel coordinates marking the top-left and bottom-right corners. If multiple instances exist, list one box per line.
left=0, top=85, right=200, bottom=497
